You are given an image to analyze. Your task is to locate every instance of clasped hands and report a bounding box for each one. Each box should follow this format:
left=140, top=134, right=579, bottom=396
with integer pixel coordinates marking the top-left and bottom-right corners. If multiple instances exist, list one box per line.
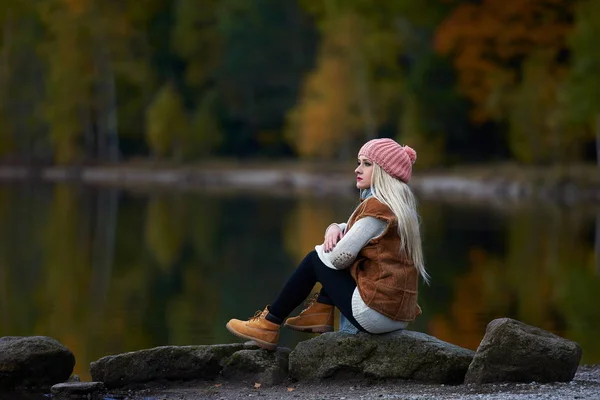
left=323, top=225, right=345, bottom=253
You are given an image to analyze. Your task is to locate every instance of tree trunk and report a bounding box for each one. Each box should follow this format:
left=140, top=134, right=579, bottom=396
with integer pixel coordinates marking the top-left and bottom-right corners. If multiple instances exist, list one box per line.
left=355, top=49, right=376, bottom=141
left=94, top=46, right=120, bottom=163
left=0, top=17, right=13, bottom=151
left=0, top=17, right=12, bottom=100
left=596, top=113, right=600, bottom=168
left=82, top=107, right=95, bottom=160
left=91, top=6, right=120, bottom=163
left=90, top=188, right=118, bottom=320
left=104, top=62, right=120, bottom=162
left=596, top=212, right=600, bottom=276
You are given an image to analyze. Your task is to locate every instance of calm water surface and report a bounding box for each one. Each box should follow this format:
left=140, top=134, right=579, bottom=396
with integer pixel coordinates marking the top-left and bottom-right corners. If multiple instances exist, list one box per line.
left=1, top=182, right=599, bottom=380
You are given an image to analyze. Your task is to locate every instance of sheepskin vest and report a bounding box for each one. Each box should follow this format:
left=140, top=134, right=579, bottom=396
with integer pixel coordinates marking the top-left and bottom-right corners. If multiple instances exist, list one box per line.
left=348, top=197, right=422, bottom=322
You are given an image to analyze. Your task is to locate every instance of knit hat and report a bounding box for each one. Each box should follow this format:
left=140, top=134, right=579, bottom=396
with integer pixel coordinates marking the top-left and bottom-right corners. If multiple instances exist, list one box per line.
left=358, top=138, right=417, bottom=183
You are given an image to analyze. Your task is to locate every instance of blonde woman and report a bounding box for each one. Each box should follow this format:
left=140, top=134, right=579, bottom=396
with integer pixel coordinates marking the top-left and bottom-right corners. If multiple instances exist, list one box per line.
left=226, top=138, right=430, bottom=350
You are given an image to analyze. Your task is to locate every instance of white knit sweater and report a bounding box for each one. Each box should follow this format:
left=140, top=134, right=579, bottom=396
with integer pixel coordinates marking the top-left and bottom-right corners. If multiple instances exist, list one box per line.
left=314, top=218, right=409, bottom=334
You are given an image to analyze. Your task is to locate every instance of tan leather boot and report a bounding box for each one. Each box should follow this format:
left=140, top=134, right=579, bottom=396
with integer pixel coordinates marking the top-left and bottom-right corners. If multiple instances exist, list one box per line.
left=284, top=294, right=334, bottom=333
left=226, top=307, right=280, bottom=350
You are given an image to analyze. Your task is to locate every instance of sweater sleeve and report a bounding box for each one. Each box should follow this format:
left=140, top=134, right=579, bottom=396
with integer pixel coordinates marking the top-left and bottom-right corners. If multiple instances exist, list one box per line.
left=316, top=216, right=386, bottom=270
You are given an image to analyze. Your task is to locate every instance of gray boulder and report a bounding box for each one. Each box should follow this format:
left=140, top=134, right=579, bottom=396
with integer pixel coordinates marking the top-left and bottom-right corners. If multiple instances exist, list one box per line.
left=289, top=330, right=474, bottom=384
left=0, top=336, right=75, bottom=390
left=465, top=318, right=582, bottom=384
left=90, top=343, right=258, bottom=388
left=222, top=348, right=291, bottom=386
left=51, top=382, right=105, bottom=399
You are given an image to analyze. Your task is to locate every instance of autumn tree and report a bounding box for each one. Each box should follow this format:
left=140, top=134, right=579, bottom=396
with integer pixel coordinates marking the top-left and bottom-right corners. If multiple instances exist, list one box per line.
left=288, top=0, right=407, bottom=159
left=37, top=0, right=151, bottom=163
left=562, top=0, right=600, bottom=166
left=215, top=0, right=317, bottom=156
left=171, top=0, right=223, bottom=158
left=289, top=0, right=464, bottom=165
left=145, top=82, right=190, bottom=159
left=285, top=13, right=367, bottom=158
left=0, top=1, right=49, bottom=161
left=435, top=0, right=581, bottom=164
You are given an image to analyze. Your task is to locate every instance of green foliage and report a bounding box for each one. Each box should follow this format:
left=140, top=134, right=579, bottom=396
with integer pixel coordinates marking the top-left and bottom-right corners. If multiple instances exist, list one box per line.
left=188, top=90, right=223, bottom=158
left=145, top=82, right=190, bottom=158
left=398, top=93, right=445, bottom=167
left=144, top=196, right=184, bottom=269
left=172, top=0, right=220, bottom=88
left=0, top=0, right=598, bottom=164
left=507, top=51, right=560, bottom=163
left=563, top=0, right=600, bottom=124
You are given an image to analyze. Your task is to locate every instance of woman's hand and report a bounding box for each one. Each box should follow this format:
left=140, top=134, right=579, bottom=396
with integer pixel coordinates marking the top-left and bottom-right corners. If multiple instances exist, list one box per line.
left=323, top=225, right=344, bottom=253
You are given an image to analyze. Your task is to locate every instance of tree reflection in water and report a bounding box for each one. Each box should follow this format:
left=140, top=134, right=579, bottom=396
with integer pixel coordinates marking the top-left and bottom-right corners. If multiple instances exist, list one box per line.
left=0, top=184, right=598, bottom=380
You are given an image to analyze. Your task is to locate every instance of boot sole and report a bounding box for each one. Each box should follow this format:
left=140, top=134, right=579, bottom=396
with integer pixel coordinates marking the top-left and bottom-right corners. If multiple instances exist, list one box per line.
left=226, top=322, right=278, bottom=351
left=284, top=324, right=334, bottom=333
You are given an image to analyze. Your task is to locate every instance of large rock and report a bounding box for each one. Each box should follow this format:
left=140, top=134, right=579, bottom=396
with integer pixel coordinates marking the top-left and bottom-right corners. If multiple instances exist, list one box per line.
left=222, top=348, right=291, bottom=386
left=0, top=336, right=75, bottom=390
left=90, top=343, right=258, bottom=388
left=51, top=382, right=105, bottom=399
left=289, top=330, right=474, bottom=384
left=465, top=318, right=582, bottom=384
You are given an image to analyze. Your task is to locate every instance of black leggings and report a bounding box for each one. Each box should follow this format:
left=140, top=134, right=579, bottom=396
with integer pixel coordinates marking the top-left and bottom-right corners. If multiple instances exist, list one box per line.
left=268, top=250, right=367, bottom=332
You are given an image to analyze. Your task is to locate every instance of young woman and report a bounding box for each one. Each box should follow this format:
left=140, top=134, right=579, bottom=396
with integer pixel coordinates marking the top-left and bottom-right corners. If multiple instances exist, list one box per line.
left=226, top=138, right=430, bottom=350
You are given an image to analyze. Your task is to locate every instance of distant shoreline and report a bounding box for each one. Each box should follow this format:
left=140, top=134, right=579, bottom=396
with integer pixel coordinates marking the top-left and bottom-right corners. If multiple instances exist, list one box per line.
left=0, top=163, right=599, bottom=206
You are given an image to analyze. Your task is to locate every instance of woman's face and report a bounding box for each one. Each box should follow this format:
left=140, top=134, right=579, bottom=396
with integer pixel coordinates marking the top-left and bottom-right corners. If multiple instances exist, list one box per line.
left=355, top=156, right=373, bottom=190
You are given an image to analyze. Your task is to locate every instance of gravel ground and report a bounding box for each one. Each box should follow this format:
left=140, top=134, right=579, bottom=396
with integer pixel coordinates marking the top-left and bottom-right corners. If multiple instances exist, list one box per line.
left=109, top=365, right=600, bottom=400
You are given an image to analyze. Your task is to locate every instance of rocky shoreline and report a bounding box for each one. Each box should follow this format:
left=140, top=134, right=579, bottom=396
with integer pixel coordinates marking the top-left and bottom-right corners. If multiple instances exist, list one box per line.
left=117, top=366, right=600, bottom=400
left=2, top=318, right=598, bottom=400
left=1, top=164, right=599, bottom=206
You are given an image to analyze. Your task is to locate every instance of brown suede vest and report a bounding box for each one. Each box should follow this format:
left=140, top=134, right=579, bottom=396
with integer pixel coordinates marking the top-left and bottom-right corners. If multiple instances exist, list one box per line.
left=347, top=197, right=422, bottom=322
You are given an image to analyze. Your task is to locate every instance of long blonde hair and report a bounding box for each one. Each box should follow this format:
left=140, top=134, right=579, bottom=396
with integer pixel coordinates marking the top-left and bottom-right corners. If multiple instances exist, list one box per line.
left=371, top=163, right=430, bottom=284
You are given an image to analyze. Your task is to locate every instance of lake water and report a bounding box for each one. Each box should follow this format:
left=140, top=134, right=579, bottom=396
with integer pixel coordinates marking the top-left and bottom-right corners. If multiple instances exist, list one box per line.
left=1, top=182, right=599, bottom=380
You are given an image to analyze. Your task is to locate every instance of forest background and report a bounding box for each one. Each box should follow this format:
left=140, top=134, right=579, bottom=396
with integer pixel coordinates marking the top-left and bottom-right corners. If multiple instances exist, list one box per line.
left=1, top=0, right=599, bottom=169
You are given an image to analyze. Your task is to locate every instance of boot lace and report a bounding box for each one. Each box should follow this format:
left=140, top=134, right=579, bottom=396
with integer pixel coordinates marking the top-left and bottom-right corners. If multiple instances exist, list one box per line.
left=249, top=308, right=267, bottom=322
left=299, top=293, right=319, bottom=314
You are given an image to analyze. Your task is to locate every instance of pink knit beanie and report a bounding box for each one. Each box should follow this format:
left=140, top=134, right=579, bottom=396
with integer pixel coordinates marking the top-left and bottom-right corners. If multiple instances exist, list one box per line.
left=358, top=138, right=417, bottom=183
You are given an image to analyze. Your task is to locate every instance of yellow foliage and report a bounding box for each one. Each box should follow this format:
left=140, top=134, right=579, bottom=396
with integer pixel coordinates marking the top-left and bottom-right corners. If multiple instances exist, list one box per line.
left=188, top=90, right=223, bottom=158
left=145, top=83, right=190, bottom=158
left=285, top=14, right=365, bottom=158
left=144, top=196, right=185, bottom=270
left=38, top=0, right=96, bottom=164
left=283, top=198, right=337, bottom=264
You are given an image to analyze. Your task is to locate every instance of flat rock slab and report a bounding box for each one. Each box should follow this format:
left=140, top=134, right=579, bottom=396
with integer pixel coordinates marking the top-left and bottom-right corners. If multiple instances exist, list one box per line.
left=465, top=318, right=582, bottom=384
left=0, top=336, right=75, bottom=390
left=90, top=343, right=259, bottom=388
left=51, top=381, right=105, bottom=398
left=289, top=330, right=475, bottom=384
left=222, top=348, right=291, bottom=386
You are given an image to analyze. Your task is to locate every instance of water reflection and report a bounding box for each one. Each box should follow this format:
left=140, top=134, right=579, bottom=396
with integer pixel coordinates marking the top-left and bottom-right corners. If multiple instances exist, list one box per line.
left=0, top=183, right=598, bottom=381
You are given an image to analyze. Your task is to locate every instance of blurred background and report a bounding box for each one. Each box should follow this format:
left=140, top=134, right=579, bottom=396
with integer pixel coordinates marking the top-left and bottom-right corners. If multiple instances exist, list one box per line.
left=0, top=0, right=599, bottom=381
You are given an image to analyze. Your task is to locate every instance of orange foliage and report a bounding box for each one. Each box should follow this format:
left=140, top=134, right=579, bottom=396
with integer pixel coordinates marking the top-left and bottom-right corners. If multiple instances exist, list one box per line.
left=285, top=14, right=362, bottom=157
left=434, top=0, right=574, bottom=123
left=62, top=0, right=87, bottom=15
